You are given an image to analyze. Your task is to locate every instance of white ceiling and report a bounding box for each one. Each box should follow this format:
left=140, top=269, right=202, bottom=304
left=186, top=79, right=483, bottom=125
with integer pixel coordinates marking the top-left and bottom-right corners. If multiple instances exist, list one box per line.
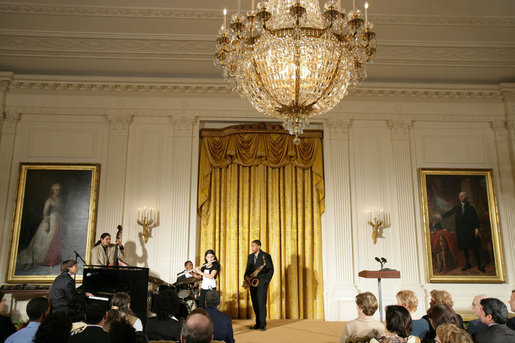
left=0, top=0, right=514, bottom=84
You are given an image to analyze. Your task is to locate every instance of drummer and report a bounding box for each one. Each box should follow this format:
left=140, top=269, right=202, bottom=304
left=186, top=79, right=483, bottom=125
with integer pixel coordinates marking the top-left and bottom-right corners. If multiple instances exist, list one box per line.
left=177, top=261, right=200, bottom=283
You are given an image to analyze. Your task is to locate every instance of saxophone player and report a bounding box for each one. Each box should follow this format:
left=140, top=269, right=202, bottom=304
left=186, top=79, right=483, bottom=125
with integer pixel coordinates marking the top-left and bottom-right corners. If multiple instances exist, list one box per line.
left=244, top=240, right=274, bottom=331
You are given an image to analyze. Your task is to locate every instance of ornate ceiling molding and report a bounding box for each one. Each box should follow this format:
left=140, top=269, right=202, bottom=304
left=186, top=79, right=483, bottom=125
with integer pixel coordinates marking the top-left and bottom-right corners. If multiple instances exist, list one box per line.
left=5, top=76, right=506, bottom=100
left=1, top=30, right=512, bottom=69
left=5, top=105, right=504, bottom=124
left=0, top=3, right=513, bottom=27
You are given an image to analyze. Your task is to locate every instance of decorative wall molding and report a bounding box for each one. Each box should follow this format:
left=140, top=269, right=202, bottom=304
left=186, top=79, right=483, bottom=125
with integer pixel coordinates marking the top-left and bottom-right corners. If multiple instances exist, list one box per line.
left=169, top=116, right=197, bottom=137
left=490, top=120, right=509, bottom=139
left=107, top=115, right=132, bottom=135
left=0, top=3, right=513, bottom=27
left=387, top=119, right=412, bottom=139
left=2, top=111, right=20, bottom=130
left=326, top=119, right=352, bottom=140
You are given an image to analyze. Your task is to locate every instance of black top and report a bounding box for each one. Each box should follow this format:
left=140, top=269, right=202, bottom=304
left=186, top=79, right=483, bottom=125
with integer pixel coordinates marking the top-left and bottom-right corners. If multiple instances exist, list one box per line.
left=145, top=316, right=182, bottom=341
left=50, top=272, right=77, bottom=312
left=201, top=261, right=220, bottom=279
left=474, top=323, right=515, bottom=343
left=69, top=326, right=110, bottom=343
left=0, top=315, right=16, bottom=342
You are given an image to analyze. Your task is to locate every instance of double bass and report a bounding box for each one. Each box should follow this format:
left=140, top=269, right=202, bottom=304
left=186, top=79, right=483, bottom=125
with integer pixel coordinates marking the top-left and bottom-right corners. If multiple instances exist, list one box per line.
left=109, top=225, right=128, bottom=266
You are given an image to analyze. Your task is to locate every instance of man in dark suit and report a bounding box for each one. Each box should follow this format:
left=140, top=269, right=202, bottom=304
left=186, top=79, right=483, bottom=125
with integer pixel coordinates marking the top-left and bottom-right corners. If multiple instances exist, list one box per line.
left=50, top=260, right=79, bottom=312
left=244, top=239, right=274, bottom=331
left=474, top=298, right=515, bottom=343
left=205, top=290, right=234, bottom=343
left=70, top=301, right=110, bottom=343
left=436, top=191, right=484, bottom=272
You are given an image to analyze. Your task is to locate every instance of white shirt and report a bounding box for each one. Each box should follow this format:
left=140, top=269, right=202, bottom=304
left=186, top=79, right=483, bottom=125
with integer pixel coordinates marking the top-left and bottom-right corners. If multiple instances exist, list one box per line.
left=201, top=267, right=217, bottom=290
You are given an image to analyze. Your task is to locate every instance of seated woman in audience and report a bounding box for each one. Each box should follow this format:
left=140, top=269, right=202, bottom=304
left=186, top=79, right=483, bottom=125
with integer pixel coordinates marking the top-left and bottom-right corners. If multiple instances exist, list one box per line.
left=370, top=305, right=417, bottom=343
left=105, top=292, right=143, bottom=332
left=422, top=290, right=463, bottom=339
left=145, top=289, right=182, bottom=341
left=396, top=290, right=430, bottom=339
left=339, top=292, right=385, bottom=343
left=436, top=323, right=472, bottom=343
left=424, top=304, right=459, bottom=343
left=0, top=292, right=16, bottom=342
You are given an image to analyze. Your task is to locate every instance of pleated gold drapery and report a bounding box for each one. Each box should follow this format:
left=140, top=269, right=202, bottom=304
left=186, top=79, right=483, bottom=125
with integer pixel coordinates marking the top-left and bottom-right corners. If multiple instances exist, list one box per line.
left=197, top=124, right=325, bottom=320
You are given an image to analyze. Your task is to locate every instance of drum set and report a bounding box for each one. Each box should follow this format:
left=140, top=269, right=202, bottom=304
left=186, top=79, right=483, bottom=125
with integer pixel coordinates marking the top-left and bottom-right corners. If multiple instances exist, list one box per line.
left=175, top=276, right=199, bottom=313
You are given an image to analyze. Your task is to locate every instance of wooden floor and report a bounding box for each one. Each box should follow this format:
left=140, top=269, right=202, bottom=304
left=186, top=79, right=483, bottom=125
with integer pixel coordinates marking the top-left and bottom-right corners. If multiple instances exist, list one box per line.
left=233, top=319, right=346, bottom=343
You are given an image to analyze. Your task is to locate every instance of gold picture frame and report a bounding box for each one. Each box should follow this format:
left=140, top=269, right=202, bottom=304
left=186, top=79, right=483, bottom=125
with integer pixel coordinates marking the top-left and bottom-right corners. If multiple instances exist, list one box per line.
left=419, top=168, right=505, bottom=283
left=7, top=163, right=100, bottom=283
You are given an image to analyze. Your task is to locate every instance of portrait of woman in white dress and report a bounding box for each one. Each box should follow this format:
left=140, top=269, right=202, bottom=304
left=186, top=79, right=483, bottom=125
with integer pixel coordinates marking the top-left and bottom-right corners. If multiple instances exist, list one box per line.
left=17, top=183, right=63, bottom=270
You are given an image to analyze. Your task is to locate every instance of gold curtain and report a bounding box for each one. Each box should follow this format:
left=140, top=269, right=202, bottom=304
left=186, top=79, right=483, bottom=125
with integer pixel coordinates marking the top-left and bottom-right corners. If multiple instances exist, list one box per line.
left=198, top=124, right=325, bottom=320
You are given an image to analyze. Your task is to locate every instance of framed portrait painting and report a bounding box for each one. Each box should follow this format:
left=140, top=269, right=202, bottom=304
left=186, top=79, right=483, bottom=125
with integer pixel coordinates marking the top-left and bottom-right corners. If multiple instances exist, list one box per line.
left=7, top=163, right=100, bottom=283
left=419, top=168, right=505, bottom=283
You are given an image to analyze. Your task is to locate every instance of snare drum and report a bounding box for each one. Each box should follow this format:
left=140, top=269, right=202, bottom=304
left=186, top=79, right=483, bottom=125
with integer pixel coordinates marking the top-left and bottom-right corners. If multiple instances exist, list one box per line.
left=177, top=289, right=191, bottom=299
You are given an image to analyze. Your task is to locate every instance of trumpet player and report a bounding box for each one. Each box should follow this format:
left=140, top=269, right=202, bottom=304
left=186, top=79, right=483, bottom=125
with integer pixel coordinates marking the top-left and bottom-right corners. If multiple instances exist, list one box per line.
left=244, top=240, right=274, bottom=331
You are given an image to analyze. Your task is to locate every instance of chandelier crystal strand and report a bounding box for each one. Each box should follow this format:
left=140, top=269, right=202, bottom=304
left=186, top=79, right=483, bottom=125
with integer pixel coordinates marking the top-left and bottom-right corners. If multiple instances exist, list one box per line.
left=215, top=0, right=376, bottom=144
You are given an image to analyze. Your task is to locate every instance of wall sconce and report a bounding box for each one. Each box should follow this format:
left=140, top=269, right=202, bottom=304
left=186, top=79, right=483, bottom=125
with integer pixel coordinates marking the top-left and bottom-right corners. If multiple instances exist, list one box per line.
left=137, top=206, right=158, bottom=243
left=367, top=208, right=389, bottom=244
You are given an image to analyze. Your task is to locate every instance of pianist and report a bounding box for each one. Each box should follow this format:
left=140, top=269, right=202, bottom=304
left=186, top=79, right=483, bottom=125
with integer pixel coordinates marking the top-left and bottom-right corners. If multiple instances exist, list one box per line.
left=90, top=232, right=124, bottom=266
left=50, top=260, right=92, bottom=312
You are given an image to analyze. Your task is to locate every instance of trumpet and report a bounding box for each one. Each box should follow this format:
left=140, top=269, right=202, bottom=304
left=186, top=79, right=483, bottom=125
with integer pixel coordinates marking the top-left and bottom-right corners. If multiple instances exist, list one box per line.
left=242, top=256, right=266, bottom=289
left=177, top=260, right=217, bottom=277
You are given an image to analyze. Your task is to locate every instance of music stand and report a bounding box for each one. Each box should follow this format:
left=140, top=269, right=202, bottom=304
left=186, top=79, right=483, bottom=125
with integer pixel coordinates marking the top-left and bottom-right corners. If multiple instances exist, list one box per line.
left=358, top=270, right=401, bottom=322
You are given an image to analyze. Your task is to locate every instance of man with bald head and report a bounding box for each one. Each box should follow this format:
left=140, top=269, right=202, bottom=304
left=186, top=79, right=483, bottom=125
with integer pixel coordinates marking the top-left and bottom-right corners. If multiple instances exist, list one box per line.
left=466, top=294, right=489, bottom=335
left=181, top=312, right=213, bottom=343
left=436, top=191, right=484, bottom=272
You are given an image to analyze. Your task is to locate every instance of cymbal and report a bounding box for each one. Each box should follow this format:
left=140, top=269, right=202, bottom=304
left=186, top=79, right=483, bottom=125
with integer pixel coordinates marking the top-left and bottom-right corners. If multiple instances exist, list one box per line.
left=177, top=276, right=197, bottom=285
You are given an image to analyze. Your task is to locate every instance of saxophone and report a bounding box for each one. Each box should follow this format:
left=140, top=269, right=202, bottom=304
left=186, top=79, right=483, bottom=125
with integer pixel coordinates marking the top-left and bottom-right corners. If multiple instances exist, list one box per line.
left=242, top=256, right=266, bottom=289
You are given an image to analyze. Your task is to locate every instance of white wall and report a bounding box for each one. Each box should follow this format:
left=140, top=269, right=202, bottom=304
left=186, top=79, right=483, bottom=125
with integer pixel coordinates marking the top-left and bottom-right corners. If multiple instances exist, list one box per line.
left=0, top=74, right=514, bottom=320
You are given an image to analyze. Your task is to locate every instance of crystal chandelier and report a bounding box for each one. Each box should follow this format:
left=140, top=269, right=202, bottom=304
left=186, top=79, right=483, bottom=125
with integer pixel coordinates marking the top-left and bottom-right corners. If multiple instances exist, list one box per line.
left=215, top=0, right=376, bottom=144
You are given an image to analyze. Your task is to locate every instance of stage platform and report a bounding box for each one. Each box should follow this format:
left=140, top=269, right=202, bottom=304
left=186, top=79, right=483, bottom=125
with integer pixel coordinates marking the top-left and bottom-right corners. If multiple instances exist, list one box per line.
left=233, top=319, right=346, bottom=343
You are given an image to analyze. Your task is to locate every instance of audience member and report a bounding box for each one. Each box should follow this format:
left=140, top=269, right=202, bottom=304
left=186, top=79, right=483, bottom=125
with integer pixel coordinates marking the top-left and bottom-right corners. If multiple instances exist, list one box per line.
left=5, top=297, right=49, bottom=343
left=67, top=298, right=87, bottom=335
left=340, top=292, right=385, bottom=343
left=105, top=292, right=143, bottom=332
left=70, top=301, right=110, bottom=343
left=181, top=312, right=214, bottom=343
left=370, top=305, right=416, bottom=343
left=422, top=290, right=463, bottom=339
left=465, top=294, right=488, bottom=336
left=436, top=324, right=472, bottom=343
left=425, top=303, right=459, bottom=341
left=396, top=290, right=429, bottom=339
left=474, top=298, right=515, bottom=343
left=145, top=289, right=182, bottom=341
left=33, top=311, right=72, bottom=343
left=110, top=320, right=138, bottom=343
left=205, top=290, right=235, bottom=343
left=508, top=290, right=515, bottom=330
left=0, top=291, right=16, bottom=342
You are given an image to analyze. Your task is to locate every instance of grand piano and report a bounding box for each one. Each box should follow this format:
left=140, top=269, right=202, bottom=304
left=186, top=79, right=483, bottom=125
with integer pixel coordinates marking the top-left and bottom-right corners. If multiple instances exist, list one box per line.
left=80, top=265, right=149, bottom=323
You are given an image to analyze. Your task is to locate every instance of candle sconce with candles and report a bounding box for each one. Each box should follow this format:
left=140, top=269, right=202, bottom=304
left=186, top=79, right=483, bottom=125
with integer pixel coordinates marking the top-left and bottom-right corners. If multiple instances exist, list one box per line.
left=367, top=208, right=390, bottom=244
left=137, top=206, right=158, bottom=243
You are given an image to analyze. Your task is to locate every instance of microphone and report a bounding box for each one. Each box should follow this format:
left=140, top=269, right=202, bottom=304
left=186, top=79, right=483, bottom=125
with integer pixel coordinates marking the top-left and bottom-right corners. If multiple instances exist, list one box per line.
left=74, top=250, right=86, bottom=265
left=375, top=257, right=381, bottom=262
left=381, top=257, right=387, bottom=263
